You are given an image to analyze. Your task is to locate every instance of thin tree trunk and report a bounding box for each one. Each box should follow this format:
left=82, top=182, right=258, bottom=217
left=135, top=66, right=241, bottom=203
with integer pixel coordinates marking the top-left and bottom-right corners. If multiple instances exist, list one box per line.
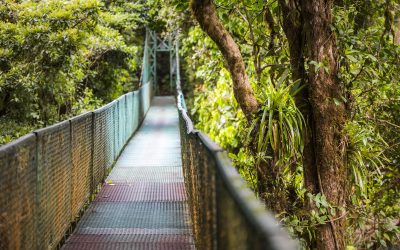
left=301, top=1, right=348, bottom=249
left=395, top=16, right=400, bottom=44
left=278, top=1, right=319, bottom=247
left=264, top=5, right=278, bottom=53
left=190, top=0, right=292, bottom=215
left=278, top=0, right=319, bottom=197
left=354, top=0, right=372, bottom=32
left=190, top=0, right=259, bottom=121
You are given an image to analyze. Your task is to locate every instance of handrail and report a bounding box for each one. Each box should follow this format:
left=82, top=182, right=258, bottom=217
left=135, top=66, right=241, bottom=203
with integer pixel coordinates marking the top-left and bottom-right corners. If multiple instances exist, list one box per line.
left=174, top=34, right=297, bottom=249
left=0, top=27, right=297, bottom=250
left=0, top=81, right=153, bottom=250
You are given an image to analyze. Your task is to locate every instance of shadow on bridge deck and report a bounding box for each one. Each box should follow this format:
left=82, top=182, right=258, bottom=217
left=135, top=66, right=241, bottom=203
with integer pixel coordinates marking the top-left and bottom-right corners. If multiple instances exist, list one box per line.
left=62, top=96, right=195, bottom=250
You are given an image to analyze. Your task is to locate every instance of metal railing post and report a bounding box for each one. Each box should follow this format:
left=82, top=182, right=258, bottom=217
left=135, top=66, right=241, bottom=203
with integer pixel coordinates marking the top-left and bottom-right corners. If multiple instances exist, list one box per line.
left=90, top=112, right=95, bottom=197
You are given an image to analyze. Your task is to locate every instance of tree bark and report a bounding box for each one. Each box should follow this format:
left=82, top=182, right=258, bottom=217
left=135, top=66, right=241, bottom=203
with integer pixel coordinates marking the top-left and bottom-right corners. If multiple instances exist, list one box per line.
left=190, top=0, right=291, bottom=215
left=278, top=1, right=320, bottom=247
left=190, top=0, right=259, bottom=121
left=354, top=0, right=372, bottom=32
left=395, top=16, right=400, bottom=44
left=264, top=5, right=278, bottom=53
left=191, top=1, right=349, bottom=249
left=301, top=1, right=348, bottom=249
left=278, top=0, right=319, bottom=197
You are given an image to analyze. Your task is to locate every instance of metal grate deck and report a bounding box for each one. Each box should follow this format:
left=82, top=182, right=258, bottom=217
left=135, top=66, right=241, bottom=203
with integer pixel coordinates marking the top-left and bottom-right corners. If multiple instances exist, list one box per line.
left=97, top=183, right=187, bottom=202
left=62, top=96, right=195, bottom=250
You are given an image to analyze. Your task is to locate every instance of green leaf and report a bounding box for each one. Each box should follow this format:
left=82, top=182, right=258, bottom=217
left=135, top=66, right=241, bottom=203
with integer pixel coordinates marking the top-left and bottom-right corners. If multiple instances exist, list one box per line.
left=333, top=98, right=341, bottom=106
left=347, top=55, right=357, bottom=62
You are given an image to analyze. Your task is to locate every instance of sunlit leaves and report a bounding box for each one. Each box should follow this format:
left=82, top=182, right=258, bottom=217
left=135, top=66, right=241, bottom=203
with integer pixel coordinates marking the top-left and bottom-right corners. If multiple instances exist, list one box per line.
left=148, top=0, right=399, bottom=248
left=251, top=81, right=305, bottom=169
left=0, top=0, right=145, bottom=143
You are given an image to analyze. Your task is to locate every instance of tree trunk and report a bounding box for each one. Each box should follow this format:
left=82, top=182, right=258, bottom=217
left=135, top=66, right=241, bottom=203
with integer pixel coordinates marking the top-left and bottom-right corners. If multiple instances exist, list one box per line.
left=278, top=1, right=319, bottom=247
left=191, top=2, right=349, bottom=249
left=354, top=0, right=372, bottom=32
left=301, top=1, right=348, bottom=249
left=395, top=16, right=400, bottom=44
left=190, top=0, right=259, bottom=121
left=191, top=0, right=292, bottom=216
left=278, top=0, right=319, bottom=197
left=257, top=150, right=289, bottom=214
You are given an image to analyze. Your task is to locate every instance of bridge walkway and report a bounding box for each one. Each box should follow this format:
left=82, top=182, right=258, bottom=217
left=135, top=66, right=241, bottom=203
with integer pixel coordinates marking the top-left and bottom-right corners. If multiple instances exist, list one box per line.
left=62, top=96, right=195, bottom=250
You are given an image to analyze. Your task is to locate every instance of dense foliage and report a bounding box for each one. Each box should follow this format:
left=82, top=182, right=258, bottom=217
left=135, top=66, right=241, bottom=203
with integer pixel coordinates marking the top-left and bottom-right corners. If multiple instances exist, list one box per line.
left=1, top=0, right=399, bottom=248
left=0, top=0, right=146, bottom=144
left=155, top=0, right=400, bottom=248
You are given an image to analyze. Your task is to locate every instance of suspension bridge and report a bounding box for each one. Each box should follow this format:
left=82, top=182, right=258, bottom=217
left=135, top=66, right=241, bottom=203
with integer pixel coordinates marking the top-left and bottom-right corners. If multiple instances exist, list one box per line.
left=0, top=29, right=295, bottom=250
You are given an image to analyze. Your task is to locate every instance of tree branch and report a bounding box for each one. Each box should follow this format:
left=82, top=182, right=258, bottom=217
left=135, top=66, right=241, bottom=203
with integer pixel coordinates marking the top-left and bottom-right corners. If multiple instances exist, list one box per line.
left=190, top=0, right=260, bottom=121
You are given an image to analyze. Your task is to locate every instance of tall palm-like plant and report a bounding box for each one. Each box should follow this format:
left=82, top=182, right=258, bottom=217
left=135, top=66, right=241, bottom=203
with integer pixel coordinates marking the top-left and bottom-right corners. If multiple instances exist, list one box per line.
left=252, top=82, right=305, bottom=168
left=247, top=73, right=305, bottom=212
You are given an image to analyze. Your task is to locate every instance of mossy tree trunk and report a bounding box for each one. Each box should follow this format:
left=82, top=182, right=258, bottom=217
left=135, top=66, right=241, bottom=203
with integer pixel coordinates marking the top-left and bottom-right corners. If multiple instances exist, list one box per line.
left=191, top=1, right=350, bottom=249
left=301, top=1, right=349, bottom=249
left=189, top=0, right=291, bottom=215
left=279, top=0, right=350, bottom=249
left=278, top=0, right=319, bottom=198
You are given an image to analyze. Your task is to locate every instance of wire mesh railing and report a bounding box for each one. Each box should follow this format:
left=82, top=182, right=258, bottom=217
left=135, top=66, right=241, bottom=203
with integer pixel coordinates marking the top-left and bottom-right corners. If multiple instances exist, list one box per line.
left=173, top=34, right=297, bottom=248
left=0, top=27, right=297, bottom=250
left=176, top=92, right=296, bottom=250
left=0, top=82, right=152, bottom=250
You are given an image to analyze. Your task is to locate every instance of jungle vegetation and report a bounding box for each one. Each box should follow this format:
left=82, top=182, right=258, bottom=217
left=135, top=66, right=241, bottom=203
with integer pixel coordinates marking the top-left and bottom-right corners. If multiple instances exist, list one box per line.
left=0, top=0, right=148, bottom=143
left=1, top=0, right=399, bottom=249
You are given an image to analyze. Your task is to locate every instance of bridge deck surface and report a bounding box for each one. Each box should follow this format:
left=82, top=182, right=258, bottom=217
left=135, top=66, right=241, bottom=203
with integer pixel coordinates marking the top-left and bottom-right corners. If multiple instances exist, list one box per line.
left=62, top=96, right=195, bottom=250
